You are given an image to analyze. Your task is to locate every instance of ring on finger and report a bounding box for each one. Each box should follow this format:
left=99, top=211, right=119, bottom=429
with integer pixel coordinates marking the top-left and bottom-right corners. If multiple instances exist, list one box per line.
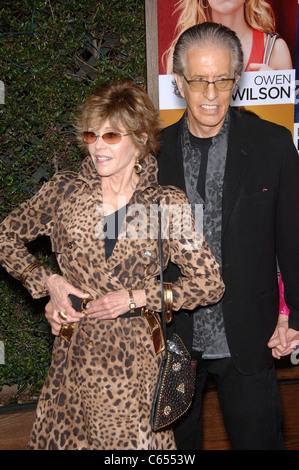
left=58, top=310, right=68, bottom=321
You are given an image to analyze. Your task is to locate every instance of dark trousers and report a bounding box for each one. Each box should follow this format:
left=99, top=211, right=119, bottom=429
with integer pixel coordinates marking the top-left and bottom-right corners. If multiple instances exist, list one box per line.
left=173, top=352, right=285, bottom=450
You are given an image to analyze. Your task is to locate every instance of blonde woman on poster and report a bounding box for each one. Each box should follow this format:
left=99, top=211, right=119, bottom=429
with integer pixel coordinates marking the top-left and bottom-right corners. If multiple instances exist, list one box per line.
left=163, top=0, right=293, bottom=74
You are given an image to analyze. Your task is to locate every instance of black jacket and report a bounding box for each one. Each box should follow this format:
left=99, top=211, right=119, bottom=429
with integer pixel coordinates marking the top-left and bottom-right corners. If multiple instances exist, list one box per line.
left=158, top=107, right=299, bottom=374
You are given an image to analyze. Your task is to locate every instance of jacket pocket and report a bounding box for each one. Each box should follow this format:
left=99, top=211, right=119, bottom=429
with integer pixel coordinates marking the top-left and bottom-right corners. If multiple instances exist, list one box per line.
left=51, top=221, right=74, bottom=254
left=241, top=188, right=274, bottom=205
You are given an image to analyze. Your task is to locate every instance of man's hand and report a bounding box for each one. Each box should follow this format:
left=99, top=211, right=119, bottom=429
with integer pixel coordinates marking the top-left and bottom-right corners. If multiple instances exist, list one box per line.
left=268, top=314, right=299, bottom=358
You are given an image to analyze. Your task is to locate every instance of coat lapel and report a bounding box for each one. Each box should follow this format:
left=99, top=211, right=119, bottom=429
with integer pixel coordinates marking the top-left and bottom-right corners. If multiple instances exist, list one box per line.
left=159, top=115, right=187, bottom=193
left=105, top=155, right=160, bottom=271
left=222, top=109, right=250, bottom=237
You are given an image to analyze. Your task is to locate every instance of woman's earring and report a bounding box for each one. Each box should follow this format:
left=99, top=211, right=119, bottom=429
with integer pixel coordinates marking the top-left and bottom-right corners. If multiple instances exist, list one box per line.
left=133, top=159, right=142, bottom=174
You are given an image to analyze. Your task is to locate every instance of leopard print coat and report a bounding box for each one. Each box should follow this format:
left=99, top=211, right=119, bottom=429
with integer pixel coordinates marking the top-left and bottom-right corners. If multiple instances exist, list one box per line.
left=0, top=154, right=224, bottom=450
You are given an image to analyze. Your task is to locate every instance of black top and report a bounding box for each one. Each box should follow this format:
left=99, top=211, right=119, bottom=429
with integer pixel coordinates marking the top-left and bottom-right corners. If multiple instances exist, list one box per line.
left=189, top=131, right=212, bottom=201
left=103, top=205, right=127, bottom=260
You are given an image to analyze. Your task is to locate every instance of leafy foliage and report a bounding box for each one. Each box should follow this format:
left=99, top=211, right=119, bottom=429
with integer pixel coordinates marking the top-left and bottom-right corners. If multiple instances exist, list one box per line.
left=0, top=0, right=146, bottom=216
left=0, top=278, right=53, bottom=399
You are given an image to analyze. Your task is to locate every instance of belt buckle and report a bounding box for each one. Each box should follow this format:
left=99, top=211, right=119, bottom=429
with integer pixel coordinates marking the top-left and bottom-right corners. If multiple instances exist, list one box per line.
left=59, top=295, right=93, bottom=344
left=59, top=323, right=76, bottom=344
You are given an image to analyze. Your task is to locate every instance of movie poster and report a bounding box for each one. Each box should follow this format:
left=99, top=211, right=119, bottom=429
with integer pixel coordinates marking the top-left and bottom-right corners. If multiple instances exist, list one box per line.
left=157, top=0, right=298, bottom=146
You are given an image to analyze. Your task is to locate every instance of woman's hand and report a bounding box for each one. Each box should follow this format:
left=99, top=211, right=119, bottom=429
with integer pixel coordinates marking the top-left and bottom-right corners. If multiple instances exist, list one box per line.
left=45, top=300, right=60, bottom=336
left=45, top=274, right=90, bottom=327
left=86, top=289, right=146, bottom=319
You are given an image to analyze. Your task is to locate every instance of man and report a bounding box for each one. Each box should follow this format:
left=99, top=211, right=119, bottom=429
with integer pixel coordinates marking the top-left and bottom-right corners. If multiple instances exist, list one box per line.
left=158, top=22, right=299, bottom=450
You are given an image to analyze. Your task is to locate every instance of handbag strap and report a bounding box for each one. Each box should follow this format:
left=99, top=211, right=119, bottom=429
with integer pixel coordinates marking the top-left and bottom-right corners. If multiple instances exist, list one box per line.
left=157, top=200, right=167, bottom=341
left=263, top=33, right=278, bottom=65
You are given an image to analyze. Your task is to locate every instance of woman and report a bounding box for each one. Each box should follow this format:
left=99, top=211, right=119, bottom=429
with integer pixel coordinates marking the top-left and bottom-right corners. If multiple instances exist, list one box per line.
left=163, top=0, right=293, bottom=74
left=0, top=79, right=224, bottom=450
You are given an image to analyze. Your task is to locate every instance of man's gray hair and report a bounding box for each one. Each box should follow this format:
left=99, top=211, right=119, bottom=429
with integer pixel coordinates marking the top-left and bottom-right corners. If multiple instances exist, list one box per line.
left=173, top=22, right=243, bottom=96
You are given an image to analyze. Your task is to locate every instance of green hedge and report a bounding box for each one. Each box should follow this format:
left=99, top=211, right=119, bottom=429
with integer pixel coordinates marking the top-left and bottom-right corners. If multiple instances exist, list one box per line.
left=0, top=0, right=146, bottom=400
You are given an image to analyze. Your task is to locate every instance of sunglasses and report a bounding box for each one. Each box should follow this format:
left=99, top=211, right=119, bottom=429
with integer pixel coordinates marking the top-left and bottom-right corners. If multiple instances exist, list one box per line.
left=82, top=131, right=132, bottom=145
left=183, top=75, right=236, bottom=92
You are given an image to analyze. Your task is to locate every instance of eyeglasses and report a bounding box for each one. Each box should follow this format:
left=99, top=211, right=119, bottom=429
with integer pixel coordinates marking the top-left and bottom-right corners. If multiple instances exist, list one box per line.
left=82, top=131, right=132, bottom=145
left=183, top=75, right=236, bottom=92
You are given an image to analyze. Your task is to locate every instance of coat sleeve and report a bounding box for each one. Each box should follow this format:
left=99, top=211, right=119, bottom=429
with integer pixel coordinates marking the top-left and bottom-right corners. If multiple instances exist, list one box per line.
left=144, top=188, right=225, bottom=312
left=0, top=172, right=77, bottom=298
left=275, top=128, right=299, bottom=331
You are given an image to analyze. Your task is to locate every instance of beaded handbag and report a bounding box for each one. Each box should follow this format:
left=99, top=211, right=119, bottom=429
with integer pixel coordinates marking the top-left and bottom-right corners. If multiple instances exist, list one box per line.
left=150, top=204, right=197, bottom=432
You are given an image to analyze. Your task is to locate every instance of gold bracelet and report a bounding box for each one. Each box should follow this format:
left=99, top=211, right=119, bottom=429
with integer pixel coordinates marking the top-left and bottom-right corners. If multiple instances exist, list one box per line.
left=20, top=261, right=43, bottom=286
left=164, top=282, right=173, bottom=323
left=128, top=289, right=136, bottom=313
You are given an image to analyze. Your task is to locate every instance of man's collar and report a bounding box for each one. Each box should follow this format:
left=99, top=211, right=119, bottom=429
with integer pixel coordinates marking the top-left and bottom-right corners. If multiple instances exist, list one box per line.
left=183, top=110, right=230, bottom=144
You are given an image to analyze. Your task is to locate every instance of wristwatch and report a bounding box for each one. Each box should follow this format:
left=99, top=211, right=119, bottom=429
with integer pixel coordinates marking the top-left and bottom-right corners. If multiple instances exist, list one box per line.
left=128, top=289, right=136, bottom=313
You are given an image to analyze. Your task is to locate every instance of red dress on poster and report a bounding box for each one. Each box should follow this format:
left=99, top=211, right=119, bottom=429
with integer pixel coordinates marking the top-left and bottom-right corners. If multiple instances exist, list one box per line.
left=245, top=29, right=265, bottom=71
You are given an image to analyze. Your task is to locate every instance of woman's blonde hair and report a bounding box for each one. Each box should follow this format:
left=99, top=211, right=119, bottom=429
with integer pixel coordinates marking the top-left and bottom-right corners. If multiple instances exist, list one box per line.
left=75, top=79, right=162, bottom=161
left=163, top=0, right=276, bottom=73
